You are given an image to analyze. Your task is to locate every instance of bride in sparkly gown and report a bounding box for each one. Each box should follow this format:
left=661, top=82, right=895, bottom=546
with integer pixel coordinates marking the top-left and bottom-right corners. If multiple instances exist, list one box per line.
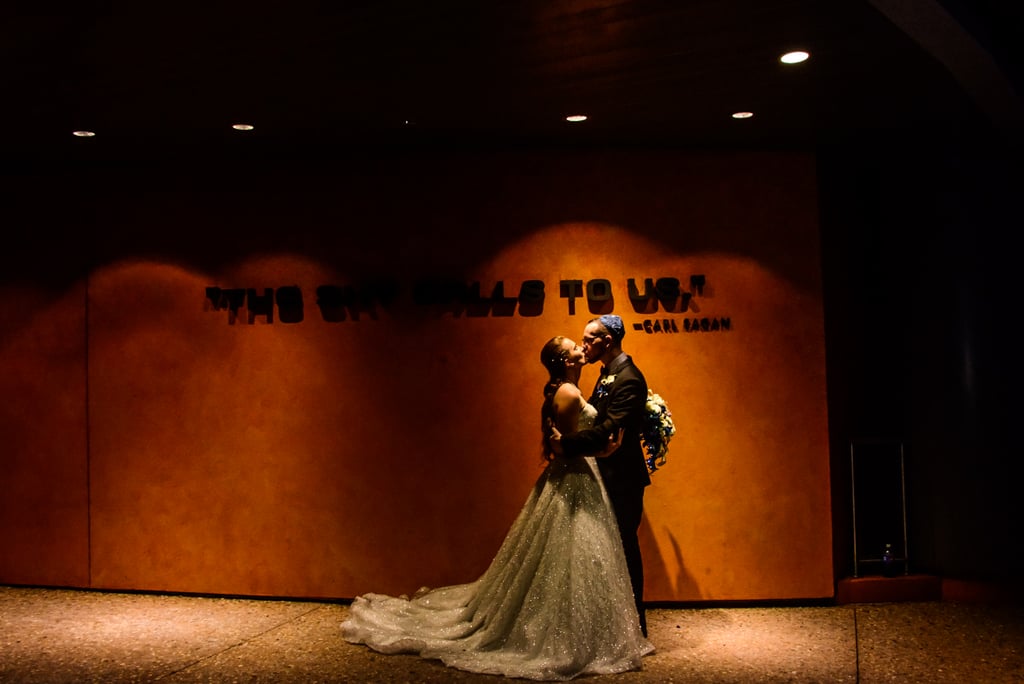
left=340, top=336, right=654, bottom=680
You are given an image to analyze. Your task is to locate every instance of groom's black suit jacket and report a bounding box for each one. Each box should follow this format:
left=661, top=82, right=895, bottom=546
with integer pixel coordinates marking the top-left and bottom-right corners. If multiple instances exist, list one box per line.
left=562, top=354, right=651, bottom=494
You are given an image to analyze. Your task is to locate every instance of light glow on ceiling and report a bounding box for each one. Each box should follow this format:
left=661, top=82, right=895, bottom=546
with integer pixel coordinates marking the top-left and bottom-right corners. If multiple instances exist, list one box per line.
left=72, top=130, right=96, bottom=137
left=232, top=124, right=255, bottom=131
left=780, top=51, right=810, bottom=64
left=565, top=115, right=588, bottom=123
left=731, top=112, right=754, bottom=119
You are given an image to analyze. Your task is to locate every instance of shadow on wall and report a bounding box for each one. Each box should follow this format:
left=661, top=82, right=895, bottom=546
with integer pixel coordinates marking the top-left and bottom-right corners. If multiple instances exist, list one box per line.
left=640, top=515, right=703, bottom=602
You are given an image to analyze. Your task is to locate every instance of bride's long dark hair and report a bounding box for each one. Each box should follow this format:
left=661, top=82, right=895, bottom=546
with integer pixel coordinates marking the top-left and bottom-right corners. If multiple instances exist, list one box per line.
left=540, top=336, right=569, bottom=461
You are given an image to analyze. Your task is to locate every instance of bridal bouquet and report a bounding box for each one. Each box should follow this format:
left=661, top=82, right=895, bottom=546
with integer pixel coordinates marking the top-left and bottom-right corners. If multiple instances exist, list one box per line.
left=641, top=389, right=676, bottom=473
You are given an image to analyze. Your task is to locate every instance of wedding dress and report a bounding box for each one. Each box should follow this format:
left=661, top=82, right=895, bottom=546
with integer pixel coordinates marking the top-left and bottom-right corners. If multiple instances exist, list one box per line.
left=340, top=401, right=654, bottom=680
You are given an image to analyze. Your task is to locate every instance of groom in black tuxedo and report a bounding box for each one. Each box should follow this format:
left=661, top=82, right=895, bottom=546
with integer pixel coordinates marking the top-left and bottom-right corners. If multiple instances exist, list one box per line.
left=552, top=314, right=650, bottom=637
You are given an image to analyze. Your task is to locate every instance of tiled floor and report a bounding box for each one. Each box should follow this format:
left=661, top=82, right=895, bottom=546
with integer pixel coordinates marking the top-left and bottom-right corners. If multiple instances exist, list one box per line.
left=1, top=585, right=1022, bottom=683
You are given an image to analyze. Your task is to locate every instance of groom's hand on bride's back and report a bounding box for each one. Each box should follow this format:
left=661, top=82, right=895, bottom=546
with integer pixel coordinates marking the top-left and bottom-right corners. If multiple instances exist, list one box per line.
left=548, top=425, right=565, bottom=455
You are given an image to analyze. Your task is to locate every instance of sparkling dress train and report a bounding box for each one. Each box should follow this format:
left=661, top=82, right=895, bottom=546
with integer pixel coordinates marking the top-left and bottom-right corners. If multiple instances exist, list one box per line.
left=340, top=402, right=654, bottom=680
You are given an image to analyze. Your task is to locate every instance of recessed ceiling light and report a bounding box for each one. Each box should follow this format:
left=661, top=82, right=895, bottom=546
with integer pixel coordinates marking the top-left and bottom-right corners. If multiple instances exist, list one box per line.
left=732, top=111, right=754, bottom=119
left=72, top=130, right=96, bottom=137
left=232, top=123, right=255, bottom=131
left=565, top=114, right=588, bottom=123
left=780, top=51, right=810, bottom=64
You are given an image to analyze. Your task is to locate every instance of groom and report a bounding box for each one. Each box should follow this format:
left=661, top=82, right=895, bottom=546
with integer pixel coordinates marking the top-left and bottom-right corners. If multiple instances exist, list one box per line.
left=551, top=314, right=650, bottom=637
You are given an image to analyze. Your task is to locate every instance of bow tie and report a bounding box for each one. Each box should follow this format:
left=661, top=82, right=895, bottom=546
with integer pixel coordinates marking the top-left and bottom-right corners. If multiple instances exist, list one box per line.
left=599, top=366, right=609, bottom=376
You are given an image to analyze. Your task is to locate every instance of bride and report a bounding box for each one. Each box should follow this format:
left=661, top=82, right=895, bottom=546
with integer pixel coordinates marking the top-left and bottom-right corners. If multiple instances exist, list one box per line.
left=340, top=336, right=654, bottom=680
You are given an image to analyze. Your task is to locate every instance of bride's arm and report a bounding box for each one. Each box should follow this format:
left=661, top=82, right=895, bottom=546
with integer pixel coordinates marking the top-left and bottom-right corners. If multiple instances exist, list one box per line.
left=549, top=423, right=623, bottom=457
left=551, top=384, right=585, bottom=436
left=592, top=428, right=624, bottom=458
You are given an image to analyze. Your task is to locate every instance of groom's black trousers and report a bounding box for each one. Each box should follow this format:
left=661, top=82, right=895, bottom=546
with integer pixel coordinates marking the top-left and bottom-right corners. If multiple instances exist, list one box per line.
left=608, top=486, right=647, bottom=637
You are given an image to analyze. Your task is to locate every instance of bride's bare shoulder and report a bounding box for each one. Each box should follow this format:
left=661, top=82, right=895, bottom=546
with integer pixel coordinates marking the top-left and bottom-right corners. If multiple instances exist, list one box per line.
left=553, top=383, right=586, bottom=416
left=554, top=382, right=582, bottom=401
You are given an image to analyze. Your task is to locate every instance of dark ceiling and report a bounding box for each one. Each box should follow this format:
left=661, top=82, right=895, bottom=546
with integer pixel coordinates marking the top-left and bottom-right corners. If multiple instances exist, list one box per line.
left=3, top=0, right=1022, bottom=165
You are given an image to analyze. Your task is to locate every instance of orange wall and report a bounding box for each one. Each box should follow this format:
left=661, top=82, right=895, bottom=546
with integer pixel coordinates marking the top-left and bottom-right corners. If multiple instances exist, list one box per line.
left=0, top=283, right=89, bottom=588
left=0, top=149, right=831, bottom=601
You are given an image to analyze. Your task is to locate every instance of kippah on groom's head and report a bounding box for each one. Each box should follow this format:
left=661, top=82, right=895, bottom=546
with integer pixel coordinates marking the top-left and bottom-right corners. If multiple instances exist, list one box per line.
left=598, top=314, right=625, bottom=343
